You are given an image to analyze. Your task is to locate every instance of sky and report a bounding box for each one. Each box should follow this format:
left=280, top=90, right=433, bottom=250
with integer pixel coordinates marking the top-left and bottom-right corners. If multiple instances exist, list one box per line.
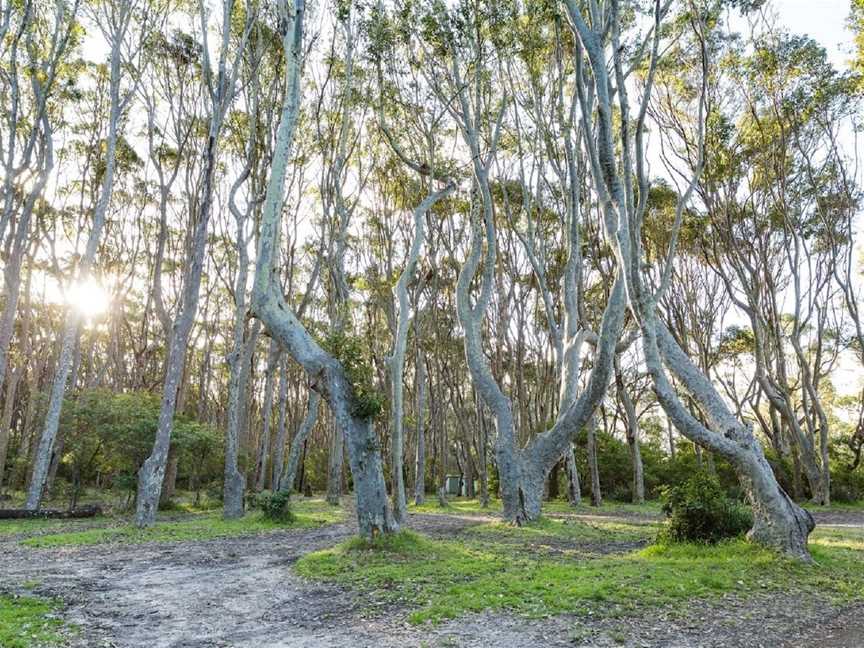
left=773, top=0, right=854, bottom=68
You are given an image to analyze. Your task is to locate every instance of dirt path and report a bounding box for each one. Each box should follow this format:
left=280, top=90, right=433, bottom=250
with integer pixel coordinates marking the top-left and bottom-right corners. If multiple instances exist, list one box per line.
left=1, top=508, right=862, bottom=647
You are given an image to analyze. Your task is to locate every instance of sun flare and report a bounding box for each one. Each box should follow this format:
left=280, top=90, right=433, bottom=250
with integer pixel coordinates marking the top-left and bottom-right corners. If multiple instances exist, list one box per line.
left=65, top=278, right=111, bottom=319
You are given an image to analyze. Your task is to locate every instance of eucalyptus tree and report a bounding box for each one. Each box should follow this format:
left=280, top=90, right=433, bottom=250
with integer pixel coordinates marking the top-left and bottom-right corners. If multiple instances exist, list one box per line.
left=218, top=18, right=279, bottom=517
left=314, top=3, right=367, bottom=506
left=655, top=16, right=854, bottom=505
left=371, top=14, right=457, bottom=521
left=410, top=0, right=627, bottom=524
left=0, top=0, right=81, bottom=405
left=26, top=0, right=151, bottom=510
left=136, top=0, right=254, bottom=526
left=562, top=0, right=814, bottom=559
left=251, top=0, right=397, bottom=538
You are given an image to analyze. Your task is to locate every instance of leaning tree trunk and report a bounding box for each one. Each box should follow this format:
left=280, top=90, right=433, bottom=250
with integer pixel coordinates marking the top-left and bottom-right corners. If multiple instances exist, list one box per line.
left=249, top=0, right=396, bottom=539
left=650, top=323, right=814, bottom=559
left=137, top=122, right=221, bottom=527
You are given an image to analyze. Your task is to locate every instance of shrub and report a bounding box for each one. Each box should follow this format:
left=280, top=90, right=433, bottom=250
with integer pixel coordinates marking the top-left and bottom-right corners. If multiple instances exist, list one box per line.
left=257, top=490, right=295, bottom=523
left=830, top=466, right=864, bottom=503
left=659, top=471, right=752, bottom=544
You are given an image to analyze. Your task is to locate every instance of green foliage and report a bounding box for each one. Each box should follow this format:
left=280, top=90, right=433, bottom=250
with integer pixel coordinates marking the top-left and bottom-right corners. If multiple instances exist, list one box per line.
left=255, top=490, right=296, bottom=524
left=830, top=467, right=864, bottom=504
left=53, top=389, right=221, bottom=502
left=0, top=595, right=64, bottom=648
left=659, top=472, right=753, bottom=544
left=319, top=331, right=385, bottom=419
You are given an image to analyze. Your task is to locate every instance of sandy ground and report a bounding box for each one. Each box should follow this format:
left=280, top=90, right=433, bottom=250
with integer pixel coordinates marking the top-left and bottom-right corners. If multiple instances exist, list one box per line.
left=1, top=507, right=862, bottom=648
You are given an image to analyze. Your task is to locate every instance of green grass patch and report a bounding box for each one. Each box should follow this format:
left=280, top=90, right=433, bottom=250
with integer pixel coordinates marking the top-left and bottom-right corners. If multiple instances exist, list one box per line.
left=296, top=520, right=864, bottom=625
left=0, top=595, right=65, bottom=648
left=408, top=497, right=662, bottom=517
left=466, top=515, right=656, bottom=546
left=17, top=499, right=343, bottom=548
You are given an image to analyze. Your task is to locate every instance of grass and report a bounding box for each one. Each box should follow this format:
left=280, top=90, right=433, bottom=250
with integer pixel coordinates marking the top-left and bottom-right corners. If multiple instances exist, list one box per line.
left=11, top=498, right=343, bottom=548
left=0, top=595, right=65, bottom=648
left=408, top=496, right=662, bottom=517
left=465, top=515, right=655, bottom=547
left=296, top=515, right=864, bottom=625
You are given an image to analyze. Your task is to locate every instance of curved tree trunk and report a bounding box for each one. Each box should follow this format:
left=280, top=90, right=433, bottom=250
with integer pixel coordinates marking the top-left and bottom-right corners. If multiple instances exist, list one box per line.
left=388, top=186, right=454, bottom=524
left=249, top=0, right=396, bottom=539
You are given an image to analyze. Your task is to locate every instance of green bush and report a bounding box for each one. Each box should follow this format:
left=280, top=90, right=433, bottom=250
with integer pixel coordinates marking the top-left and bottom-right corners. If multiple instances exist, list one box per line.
left=256, top=490, right=295, bottom=523
left=830, top=466, right=864, bottom=503
left=658, top=472, right=752, bottom=543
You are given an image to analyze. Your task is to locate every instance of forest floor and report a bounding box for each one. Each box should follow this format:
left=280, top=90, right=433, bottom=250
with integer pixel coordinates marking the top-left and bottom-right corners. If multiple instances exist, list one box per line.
left=0, top=496, right=862, bottom=648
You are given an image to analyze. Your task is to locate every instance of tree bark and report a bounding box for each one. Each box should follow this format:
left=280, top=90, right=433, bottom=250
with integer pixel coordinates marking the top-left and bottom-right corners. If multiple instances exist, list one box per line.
left=388, top=185, right=454, bottom=523
left=414, top=351, right=426, bottom=506
left=279, top=390, right=320, bottom=493
left=254, top=340, right=280, bottom=492
left=249, top=0, right=396, bottom=539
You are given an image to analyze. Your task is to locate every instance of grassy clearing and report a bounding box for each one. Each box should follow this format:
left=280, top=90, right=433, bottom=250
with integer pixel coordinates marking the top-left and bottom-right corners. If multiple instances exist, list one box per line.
left=13, top=498, right=343, bottom=548
left=408, top=497, right=662, bottom=518
left=0, top=595, right=65, bottom=648
left=296, top=518, right=864, bottom=625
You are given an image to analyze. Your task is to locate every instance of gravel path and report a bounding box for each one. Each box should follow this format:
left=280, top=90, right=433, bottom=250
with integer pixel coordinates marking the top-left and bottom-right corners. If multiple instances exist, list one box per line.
left=0, top=507, right=861, bottom=647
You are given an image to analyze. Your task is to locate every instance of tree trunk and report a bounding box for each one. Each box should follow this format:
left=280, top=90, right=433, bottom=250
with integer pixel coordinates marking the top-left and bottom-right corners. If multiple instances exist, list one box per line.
left=279, top=390, right=320, bottom=493
left=325, top=420, right=343, bottom=505
left=270, top=357, right=290, bottom=490
left=586, top=416, right=602, bottom=507
left=616, top=364, right=644, bottom=504
left=26, top=10, right=129, bottom=509
left=249, top=0, right=396, bottom=539
left=565, top=444, right=581, bottom=506
left=254, top=340, right=279, bottom=492
left=414, top=352, right=426, bottom=506
left=160, top=448, right=179, bottom=506
left=0, top=364, right=23, bottom=490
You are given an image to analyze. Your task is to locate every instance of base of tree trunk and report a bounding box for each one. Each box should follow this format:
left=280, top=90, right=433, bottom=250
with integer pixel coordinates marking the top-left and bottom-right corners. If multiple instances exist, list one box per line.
left=223, top=467, right=246, bottom=520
